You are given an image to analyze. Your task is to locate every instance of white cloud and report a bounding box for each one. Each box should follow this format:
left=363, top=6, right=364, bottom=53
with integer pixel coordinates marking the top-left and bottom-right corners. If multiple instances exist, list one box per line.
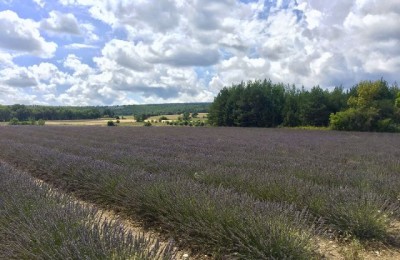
left=63, top=54, right=94, bottom=77
left=64, top=43, right=98, bottom=49
left=0, top=10, right=57, bottom=58
left=41, top=11, right=80, bottom=35
left=2, top=0, right=399, bottom=105
left=0, top=52, right=14, bottom=68
left=32, top=0, right=44, bottom=8
left=1, top=67, right=38, bottom=88
left=80, top=23, right=99, bottom=42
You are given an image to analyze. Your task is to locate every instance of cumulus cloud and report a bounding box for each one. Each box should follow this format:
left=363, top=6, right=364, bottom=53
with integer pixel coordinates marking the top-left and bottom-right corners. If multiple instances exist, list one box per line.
left=32, top=0, right=44, bottom=8
left=41, top=11, right=80, bottom=35
left=64, top=43, right=98, bottom=49
left=2, top=0, right=399, bottom=105
left=0, top=10, right=57, bottom=58
left=1, top=67, right=38, bottom=88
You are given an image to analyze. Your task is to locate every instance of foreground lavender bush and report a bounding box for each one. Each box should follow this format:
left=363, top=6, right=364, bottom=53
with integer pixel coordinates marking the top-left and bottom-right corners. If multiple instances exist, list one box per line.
left=0, top=163, right=175, bottom=260
left=0, top=126, right=399, bottom=256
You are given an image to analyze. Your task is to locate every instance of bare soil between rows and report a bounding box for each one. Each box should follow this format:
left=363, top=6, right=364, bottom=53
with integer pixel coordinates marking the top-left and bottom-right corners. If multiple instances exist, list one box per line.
left=2, top=159, right=400, bottom=260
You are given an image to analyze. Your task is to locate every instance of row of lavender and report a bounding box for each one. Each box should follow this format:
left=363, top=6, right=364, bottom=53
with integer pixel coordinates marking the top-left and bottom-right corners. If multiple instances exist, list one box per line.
left=1, top=126, right=399, bottom=257
left=0, top=162, right=175, bottom=259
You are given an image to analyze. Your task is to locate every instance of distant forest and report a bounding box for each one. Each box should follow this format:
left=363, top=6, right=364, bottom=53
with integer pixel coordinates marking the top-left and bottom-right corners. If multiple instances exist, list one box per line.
left=208, top=79, right=400, bottom=132
left=0, top=103, right=211, bottom=122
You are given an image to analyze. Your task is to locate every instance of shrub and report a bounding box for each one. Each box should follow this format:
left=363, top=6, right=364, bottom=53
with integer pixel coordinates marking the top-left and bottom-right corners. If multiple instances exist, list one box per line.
left=159, top=116, right=168, bottom=122
left=107, top=120, right=116, bottom=126
left=144, top=122, right=152, bottom=127
left=8, top=118, right=19, bottom=125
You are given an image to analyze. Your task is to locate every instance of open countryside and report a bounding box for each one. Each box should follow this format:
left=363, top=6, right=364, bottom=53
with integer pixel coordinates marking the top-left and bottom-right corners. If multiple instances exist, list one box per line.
left=1, top=0, right=400, bottom=259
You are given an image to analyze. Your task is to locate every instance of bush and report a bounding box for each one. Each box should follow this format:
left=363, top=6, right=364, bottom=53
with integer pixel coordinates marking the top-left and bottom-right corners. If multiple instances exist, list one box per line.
left=116, top=119, right=120, bottom=124
left=8, top=118, right=19, bottom=125
left=107, top=121, right=116, bottom=126
left=144, top=122, right=152, bottom=127
left=330, top=108, right=380, bottom=131
left=159, top=116, right=169, bottom=122
left=38, top=119, right=45, bottom=126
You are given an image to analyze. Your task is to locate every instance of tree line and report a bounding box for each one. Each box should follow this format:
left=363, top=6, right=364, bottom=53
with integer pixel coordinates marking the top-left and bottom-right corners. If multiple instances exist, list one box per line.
left=208, top=79, right=400, bottom=132
left=0, top=105, right=103, bottom=122
left=0, top=103, right=211, bottom=122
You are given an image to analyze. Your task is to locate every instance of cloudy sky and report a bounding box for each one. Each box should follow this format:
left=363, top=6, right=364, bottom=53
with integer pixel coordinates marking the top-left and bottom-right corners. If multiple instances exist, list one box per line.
left=0, top=0, right=399, bottom=105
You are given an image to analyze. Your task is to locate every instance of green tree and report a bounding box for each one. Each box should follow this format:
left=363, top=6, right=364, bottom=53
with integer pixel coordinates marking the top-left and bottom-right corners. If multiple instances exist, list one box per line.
left=182, top=112, right=191, bottom=121
left=300, top=86, right=331, bottom=126
left=330, top=79, right=399, bottom=132
left=282, top=85, right=301, bottom=127
left=38, top=119, right=46, bottom=126
left=8, top=118, right=19, bottom=125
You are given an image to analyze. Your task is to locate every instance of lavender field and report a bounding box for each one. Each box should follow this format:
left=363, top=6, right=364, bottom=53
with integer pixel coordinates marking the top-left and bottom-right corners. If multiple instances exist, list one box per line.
left=1, top=126, right=400, bottom=259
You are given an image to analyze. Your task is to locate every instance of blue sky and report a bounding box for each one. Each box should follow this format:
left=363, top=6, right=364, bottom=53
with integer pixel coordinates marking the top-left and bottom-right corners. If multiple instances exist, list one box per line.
left=0, top=0, right=399, bottom=105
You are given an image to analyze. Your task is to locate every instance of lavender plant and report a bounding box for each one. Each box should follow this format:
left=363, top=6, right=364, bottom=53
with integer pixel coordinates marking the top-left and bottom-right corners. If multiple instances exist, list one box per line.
left=0, top=126, right=399, bottom=257
left=0, top=163, right=175, bottom=260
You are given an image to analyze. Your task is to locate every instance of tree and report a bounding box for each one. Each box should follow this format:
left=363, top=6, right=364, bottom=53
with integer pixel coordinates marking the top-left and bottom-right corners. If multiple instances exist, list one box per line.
left=208, top=80, right=285, bottom=127
left=300, top=86, right=331, bottom=126
left=282, top=85, right=301, bottom=127
left=182, top=112, right=191, bottom=121
left=9, top=118, right=19, bottom=125
left=0, top=105, right=11, bottom=122
left=330, top=79, right=399, bottom=132
left=107, top=120, right=116, bottom=126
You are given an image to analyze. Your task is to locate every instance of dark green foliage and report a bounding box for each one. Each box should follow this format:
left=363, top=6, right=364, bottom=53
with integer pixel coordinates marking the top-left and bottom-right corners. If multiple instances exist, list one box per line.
left=182, top=111, right=191, bottom=121
left=209, top=80, right=286, bottom=127
left=107, top=120, right=116, bottom=126
left=135, top=113, right=150, bottom=122
left=144, top=121, right=152, bottom=127
left=330, top=79, right=400, bottom=132
left=159, top=116, right=169, bottom=121
left=0, top=104, right=102, bottom=121
left=37, top=119, right=45, bottom=126
left=0, top=103, right=210, bottom=122
left=129, top=103, right=209, bottom=116
left=210, top=78, right=399, bottom=131
left=300, top=86, right=331, bottom=126
left=8, top=117, right=19, bottom=125
left=209, top=80, right=349, bottom=128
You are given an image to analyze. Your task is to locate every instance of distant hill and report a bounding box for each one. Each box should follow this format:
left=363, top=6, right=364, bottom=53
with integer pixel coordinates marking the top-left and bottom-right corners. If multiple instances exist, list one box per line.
left=106, top=103, right=211, bottom=116
left=0, top=103, right=211, bottom=122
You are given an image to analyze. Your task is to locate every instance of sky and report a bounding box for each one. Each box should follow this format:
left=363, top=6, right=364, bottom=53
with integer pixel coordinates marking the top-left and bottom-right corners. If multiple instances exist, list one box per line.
left=0, top=0, right=399, bottom=106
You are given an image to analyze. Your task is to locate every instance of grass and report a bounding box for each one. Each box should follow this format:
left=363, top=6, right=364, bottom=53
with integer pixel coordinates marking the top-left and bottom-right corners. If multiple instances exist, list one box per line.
left=146, top=113, right=208, bottom=122
left=44, top=113, right=208, bottom=126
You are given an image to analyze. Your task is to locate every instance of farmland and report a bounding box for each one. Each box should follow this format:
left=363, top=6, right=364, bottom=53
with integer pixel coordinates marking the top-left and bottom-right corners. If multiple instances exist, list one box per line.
left=1, top=126, right=400, bottom=259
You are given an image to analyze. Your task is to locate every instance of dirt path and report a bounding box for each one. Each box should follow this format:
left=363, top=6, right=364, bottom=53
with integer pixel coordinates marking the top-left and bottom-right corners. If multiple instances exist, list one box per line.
left=34, top=179, right=201, bottom=260
left=316, top=227, right=400, bottom=260
left=2, top=159, right=400, bottom=259
left=0, top=160, right=199, bottom=260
